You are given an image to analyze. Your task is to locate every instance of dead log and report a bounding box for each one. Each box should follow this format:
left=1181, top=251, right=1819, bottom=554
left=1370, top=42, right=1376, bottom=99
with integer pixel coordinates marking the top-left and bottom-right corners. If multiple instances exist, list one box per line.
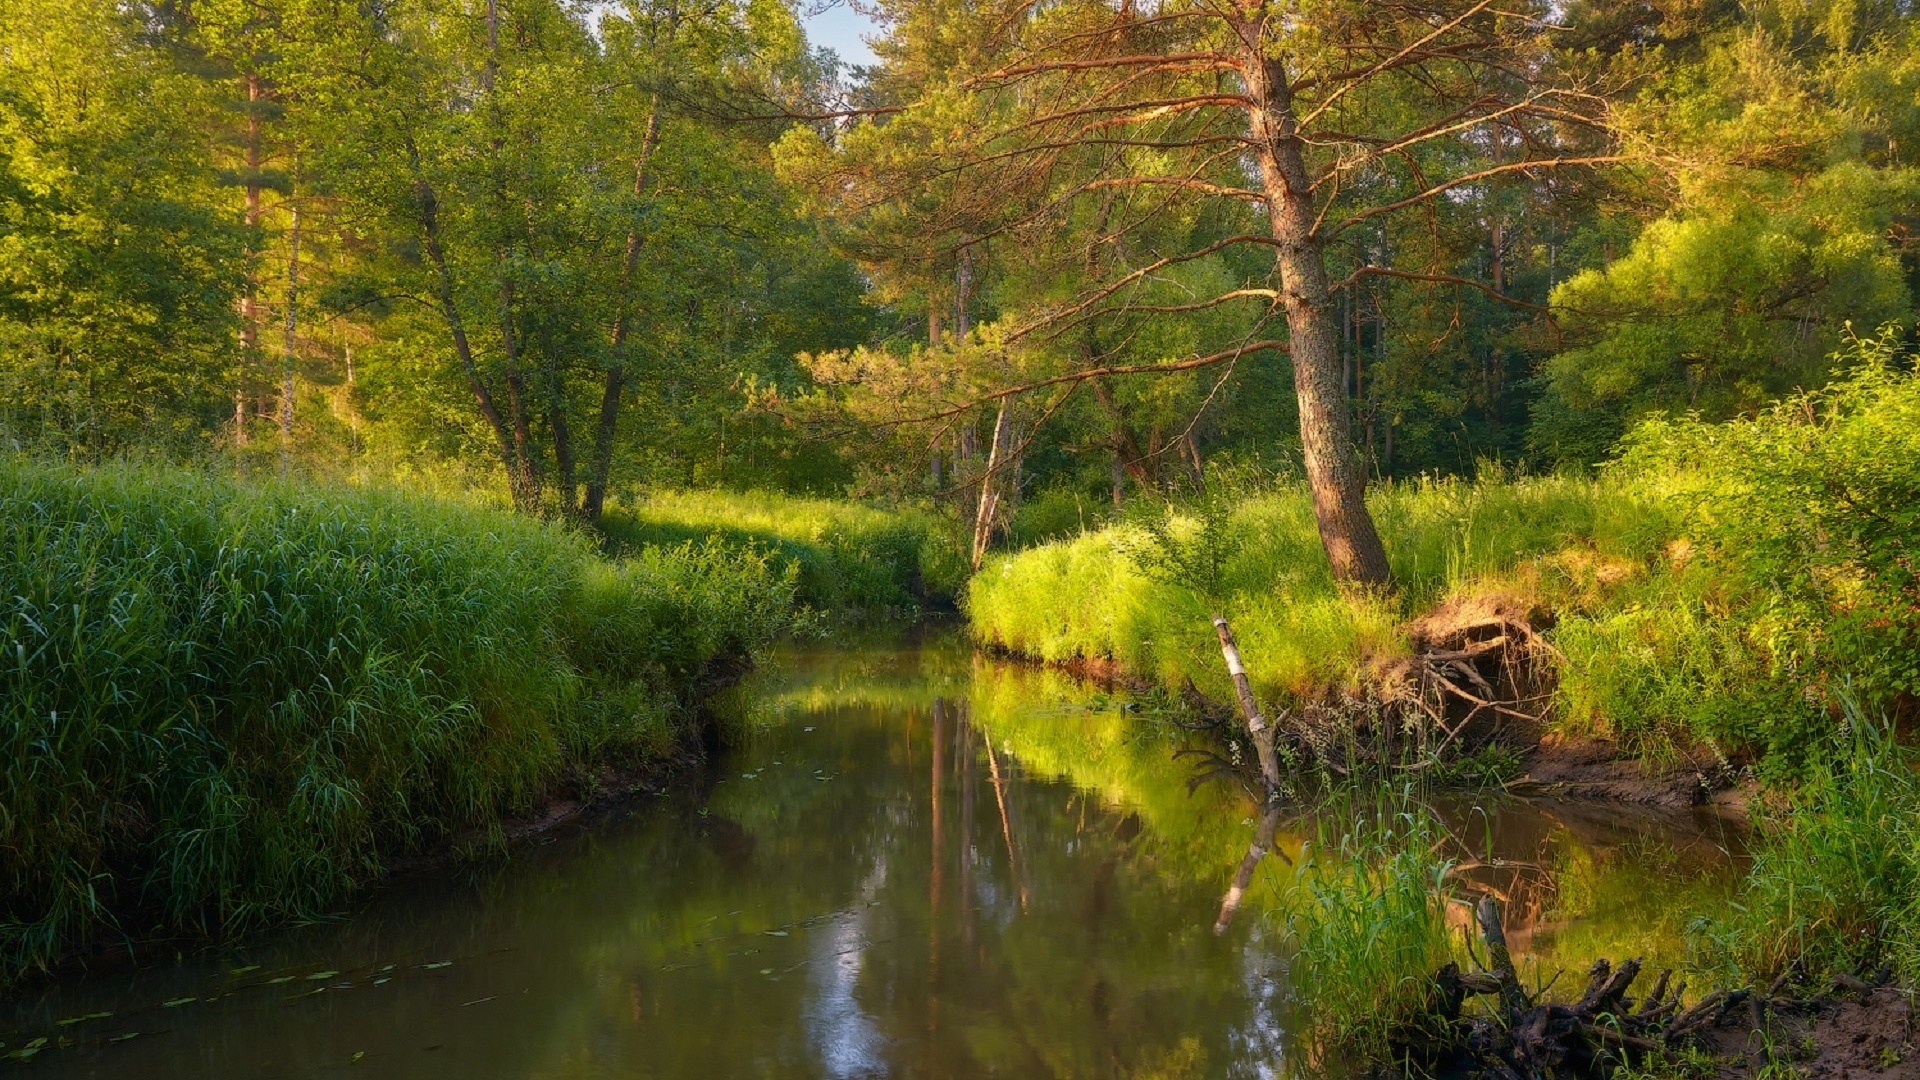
left=1212, top=615, right=1282, bottom=798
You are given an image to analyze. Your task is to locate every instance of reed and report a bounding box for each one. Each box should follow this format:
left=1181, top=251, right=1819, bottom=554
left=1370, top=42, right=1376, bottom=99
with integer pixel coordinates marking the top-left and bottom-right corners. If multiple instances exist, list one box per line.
left=0, top=459, right=797, bottom=981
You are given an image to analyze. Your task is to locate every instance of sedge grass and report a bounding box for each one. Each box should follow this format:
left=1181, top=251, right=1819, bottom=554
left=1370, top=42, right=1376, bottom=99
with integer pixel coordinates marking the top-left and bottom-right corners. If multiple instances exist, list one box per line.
left=599, top=489, right=967, bottom=611
left=0, top=459, right=798, bottom=982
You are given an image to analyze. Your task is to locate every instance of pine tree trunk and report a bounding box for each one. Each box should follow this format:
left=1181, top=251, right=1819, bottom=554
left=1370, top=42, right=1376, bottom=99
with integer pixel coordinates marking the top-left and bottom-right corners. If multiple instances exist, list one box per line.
left=278, top=191, right=299, bottom=475
left=1240, top=35, right=1393, bottom=588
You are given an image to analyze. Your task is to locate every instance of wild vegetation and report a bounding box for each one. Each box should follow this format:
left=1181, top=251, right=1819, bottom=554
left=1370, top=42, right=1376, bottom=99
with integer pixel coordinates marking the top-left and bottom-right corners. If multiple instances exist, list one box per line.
left=0, top=459, right=797, bottom=981
left=3, top=0, right=1919, bottom=1070
left=599, top=489, right=967, bottom=610
left=971, top=335, right=1919, bottom=772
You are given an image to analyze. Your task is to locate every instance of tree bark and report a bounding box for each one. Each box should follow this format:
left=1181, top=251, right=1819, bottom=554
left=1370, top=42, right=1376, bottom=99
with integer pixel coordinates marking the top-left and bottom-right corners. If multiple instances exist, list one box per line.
left=414, top=173, right=519, bottom=490
left=583, top=100, right=663, bottom=523
left=236, top=72, right=267, bottom=450
left=1239, top=33, right=1393, bottom=587
left=971, top=397, right=1014, bottom=571
left=278, top=188, right=299, bottom=475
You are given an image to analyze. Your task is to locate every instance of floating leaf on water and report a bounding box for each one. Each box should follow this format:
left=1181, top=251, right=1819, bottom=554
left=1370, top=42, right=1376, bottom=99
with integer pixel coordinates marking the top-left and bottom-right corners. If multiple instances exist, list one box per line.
left=803, top=727, right=814, bottom=732
left=758, top=968, right=773, bottom=975
left=55, top=1011, right=112, bottom=1026
left=267, top=976, right=296, bottom=985
left=109, top=1032, right=142, bottom=1044
left=162, top=997, right=198, bottom=1008
left=227, top=965, right=261, bottom=977
left=372, top=978, right=390, bottom=986
left=351, top=1050, right=366, bottom=1064
left=375, top=964, right=395, bottom=973
left=763, top=930, right=788, bottom=937
left=306, top=971, right=339, bottom=981
left=421, top=961, right=453, bottom=970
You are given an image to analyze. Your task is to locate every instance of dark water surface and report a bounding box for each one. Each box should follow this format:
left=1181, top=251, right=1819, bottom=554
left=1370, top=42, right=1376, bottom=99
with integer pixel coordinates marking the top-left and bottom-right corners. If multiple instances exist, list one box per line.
left=3, top=628, right=1742, bottom=1078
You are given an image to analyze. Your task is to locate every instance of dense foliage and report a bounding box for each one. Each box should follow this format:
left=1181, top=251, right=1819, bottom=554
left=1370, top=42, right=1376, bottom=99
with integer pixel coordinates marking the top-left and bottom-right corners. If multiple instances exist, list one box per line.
left=0, top=0, right=1911, bottom=540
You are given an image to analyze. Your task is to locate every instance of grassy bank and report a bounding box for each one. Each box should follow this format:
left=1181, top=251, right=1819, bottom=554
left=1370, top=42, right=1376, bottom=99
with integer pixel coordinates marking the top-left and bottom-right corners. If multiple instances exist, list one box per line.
left=0, top=460, right=800, bottom=982
left=968, top=334, right=1919, bottom=773
left=599, top=490, right=967, bottom=611
left=968, top=337, right=1920, bottom=1066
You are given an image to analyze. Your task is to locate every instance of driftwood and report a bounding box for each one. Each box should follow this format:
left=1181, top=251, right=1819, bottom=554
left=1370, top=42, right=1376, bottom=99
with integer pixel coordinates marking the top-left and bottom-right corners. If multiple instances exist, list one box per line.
left=1410, top=898, right=1893, bottom=1078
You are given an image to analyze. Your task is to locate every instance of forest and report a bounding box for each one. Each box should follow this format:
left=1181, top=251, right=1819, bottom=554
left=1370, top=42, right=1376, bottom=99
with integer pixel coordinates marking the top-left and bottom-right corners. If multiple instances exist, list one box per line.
left=2, top=0, right=1919, bottom=1074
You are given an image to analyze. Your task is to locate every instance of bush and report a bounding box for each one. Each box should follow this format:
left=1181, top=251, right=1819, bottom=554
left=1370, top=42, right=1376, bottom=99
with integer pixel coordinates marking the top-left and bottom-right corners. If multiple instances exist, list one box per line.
left=1555, top=329, right=1920, bottom=766
left=0, top=459, right=797, bottom=980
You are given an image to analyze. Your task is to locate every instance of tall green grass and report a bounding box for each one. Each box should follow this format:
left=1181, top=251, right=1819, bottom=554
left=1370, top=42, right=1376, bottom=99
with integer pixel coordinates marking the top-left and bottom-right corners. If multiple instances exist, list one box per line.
left=1553, top=331, right=1920, bottom=765
left=0, top=459, right=797, bottom=982
left=599, top=489, right=967, bottom=611
left=1273, top=794, right=1459, bottom=1070
left=1688, top=701, right=1920, bottom=986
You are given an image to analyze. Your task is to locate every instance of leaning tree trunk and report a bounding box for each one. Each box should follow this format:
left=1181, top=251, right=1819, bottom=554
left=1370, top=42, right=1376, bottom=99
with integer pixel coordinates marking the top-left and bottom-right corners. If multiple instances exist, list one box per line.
left=1240, top=36, right=1393, bottom=588
left=970, top=398, right=1015, bottom=571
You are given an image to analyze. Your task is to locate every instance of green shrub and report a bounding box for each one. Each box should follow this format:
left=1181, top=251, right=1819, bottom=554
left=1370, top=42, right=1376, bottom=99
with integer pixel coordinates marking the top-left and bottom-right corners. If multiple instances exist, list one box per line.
left=1555, top=329, right=1920, bottom=765
left=599, top=489, right=964, bottom=609
left=0, top=459, right=796, bottom=980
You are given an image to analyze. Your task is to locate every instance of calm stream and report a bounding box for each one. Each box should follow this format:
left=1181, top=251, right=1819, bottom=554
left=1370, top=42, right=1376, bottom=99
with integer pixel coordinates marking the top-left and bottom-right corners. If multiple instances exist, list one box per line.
left=4, top=627, right=1743, bottom=1078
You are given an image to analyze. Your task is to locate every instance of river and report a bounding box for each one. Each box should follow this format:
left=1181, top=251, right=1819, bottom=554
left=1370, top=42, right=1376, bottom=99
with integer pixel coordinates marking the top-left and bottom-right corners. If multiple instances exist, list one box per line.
left=2, top=626, right=1743, bottom=1077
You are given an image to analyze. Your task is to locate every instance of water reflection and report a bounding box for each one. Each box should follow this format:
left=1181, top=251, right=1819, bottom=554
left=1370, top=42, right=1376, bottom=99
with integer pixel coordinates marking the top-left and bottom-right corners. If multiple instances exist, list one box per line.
left=2, top=627, right=1741, bottom=1079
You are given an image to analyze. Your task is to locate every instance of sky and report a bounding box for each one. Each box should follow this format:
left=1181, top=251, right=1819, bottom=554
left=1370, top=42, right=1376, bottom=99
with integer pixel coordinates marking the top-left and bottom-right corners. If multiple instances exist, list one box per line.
left=798, top=0, right=882, bottom=68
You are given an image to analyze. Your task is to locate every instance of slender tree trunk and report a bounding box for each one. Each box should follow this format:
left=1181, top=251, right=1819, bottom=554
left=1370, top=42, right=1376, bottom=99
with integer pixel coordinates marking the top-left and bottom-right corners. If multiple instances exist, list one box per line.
left=970, top=397, right=1014, bottom=571
left=236, top=72, right=267, bottom=450
left=1240, top=36, right=1392, bottom=587
left=1212, top=614, right=1282, bottom=798
left=278, top=188, right=300, bottom=475
left=954, top=244, right=972, bottom=339
left=583, top=101, right=663, bottom=523
left=1090, top=377, right=1154, bottom=493
left=414, top=173, right=518, bottom=486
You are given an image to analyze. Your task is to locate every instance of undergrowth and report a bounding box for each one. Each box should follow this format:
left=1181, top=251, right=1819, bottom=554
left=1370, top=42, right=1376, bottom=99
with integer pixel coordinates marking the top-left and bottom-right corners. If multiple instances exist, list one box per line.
left=0, top=459, right=798, bottom=983
left=599, top=488, right=967, bottom=611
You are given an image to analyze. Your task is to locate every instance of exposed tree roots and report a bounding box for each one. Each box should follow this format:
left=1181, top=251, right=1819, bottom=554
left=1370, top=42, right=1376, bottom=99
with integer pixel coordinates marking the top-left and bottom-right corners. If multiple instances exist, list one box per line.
left=1392, top=898, right=1899, bottom=1079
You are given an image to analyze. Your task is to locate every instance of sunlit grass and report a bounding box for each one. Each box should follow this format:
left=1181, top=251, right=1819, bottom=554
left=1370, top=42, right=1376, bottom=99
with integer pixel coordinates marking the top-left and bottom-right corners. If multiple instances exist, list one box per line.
left=600, top=489, right=968, bottom=611
left=966, top=472, right=1658, bottom=710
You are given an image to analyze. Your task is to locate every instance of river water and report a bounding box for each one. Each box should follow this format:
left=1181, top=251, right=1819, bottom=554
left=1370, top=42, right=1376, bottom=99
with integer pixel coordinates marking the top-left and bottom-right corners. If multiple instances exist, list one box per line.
left=3, top=627, right=1743, bottom=1078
